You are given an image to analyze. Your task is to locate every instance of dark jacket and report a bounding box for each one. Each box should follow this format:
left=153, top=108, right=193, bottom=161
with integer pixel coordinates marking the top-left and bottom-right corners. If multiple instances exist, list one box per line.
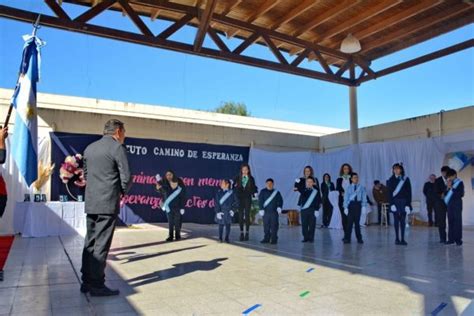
left=294, top=176, right=320, bottom=194
left=321, top=182, right=335, bottom=204
left=298, top=188, right=321, bottom=211
left=214, top=189, right=238, bottom=225
left=233, top=175, right=257, bottom=199
left=372, top=184, right=389, bottom=204
left=434, top=176, right=447, bottom=200
left=258, top=188, right=283, bottom=213
left=386, top=175, right=412, bottom=209
left=158, top=184, right=186, bottom=212
left=445, top=179, right=464, bottom=211
left=84, top=136, right=131, bottom=215
left=0, top=149, right=5, bottom=164
left=423, top=181, right=437, bottom=202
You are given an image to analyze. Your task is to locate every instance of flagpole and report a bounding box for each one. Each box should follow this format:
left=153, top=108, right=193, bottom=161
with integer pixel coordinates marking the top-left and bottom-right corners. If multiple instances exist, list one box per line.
left=3, top=14, right=41, bottom=129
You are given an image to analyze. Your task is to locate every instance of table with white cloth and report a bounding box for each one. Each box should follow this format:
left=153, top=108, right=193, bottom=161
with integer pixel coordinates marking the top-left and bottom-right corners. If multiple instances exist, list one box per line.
left=13, top=202, right=86, bottom=237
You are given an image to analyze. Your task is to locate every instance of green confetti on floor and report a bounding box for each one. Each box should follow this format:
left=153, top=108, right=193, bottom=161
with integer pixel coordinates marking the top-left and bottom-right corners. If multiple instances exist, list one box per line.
left=300, top=291, right=310, bottom=298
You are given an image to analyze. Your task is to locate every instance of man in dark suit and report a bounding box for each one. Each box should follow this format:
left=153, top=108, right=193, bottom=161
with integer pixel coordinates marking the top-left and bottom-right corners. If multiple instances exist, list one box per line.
left=434, top=166, right=450, bottom=243
left=423, top=174, right=437, bottom=226
left=80, top=119, right=131, bottom=296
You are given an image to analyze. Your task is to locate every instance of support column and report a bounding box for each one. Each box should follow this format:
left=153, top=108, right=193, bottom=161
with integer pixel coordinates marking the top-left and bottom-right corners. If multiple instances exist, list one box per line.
left=349, top=86, right=359, bottom=144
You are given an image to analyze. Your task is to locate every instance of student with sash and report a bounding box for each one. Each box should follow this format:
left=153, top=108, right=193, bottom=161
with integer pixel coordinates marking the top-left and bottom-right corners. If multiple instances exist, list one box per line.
left=321, top=173, right=335, bottom=228
left=294, top=166, right=320, bottom=193
left=434, top=166, right=450, bottom=243
left=336, top=163, right=353, bottom=232
left=234, top=164, right=258, bottom=241
left=386, top=163, right=412, bottom=246
left=342, top=173, right=367, bottom=244
left=214, top=179, right=238, bottom=243
left=156, top=171, right=186, bottom=242
left=445, top=169, right=464, bottom=246
left=297, top=176, right=321, bottom=243
left=258, top=178, right=283, bottom=244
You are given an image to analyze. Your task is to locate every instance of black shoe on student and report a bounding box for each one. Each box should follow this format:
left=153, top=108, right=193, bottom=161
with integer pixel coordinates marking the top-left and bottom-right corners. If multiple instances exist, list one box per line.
left=439, top=240, right=446, bottom=244
left=343, top=239, right=350, bottom=244
left=225, top=237, right=230, bottom=243
left=244, top=233, right=249, bottom=241
left=357, top=240, right=364, bottom=244
left=308, top=240, right=314, bottom=243
left=446, top=241, right=455, bottom=245
left=239, top=233, right=244, bottom=241
left=301, top=239, right=308, bottom=243
left=218, top=238, right=223, bottom=243
left=456, top=242, right=463, bottom=246
left=400, top=240, right=408, bottom=246
left=270, top=240, right=277, bottom=245
left=89, top=286, right=120, bottom=297
left=260, top=239, right=270, bottom=244
left=395, top=239, right=401, bottom=245
left=80, top=283, right=91, bottom=293
left=175, top=235, right=182, bottom=241
left=166, top=236, right=174, bottom=242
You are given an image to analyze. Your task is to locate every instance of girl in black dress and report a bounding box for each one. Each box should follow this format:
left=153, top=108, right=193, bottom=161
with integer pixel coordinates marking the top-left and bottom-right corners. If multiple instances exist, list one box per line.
left=321, top=173, right=335, bottom=228
left=336, top=163, right=353, bottom=232
left=234, top=164, right=258, bottom=241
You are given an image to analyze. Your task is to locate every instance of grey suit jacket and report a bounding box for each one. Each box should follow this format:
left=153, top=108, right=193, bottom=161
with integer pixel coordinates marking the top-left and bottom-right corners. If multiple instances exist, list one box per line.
left=84, top=136, right=131, bottom=215
left=0, top=149, right=6, bottom=164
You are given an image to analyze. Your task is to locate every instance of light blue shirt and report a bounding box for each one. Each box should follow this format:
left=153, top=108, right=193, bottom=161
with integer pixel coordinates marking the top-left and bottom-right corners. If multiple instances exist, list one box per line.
left=343, top=184, right=367, bottom=209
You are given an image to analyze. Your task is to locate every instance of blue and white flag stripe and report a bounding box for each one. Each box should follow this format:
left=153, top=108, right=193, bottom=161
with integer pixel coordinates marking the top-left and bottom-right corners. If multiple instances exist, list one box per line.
left=11, top=35, right=45, bottom=186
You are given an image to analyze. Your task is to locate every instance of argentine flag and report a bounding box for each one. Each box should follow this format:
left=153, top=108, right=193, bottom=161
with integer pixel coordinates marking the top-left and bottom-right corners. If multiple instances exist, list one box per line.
left=11, top=34, right=45, bottom=186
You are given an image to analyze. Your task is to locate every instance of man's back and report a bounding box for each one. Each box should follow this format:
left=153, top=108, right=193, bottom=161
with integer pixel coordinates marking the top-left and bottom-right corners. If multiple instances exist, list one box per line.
left=84, top=136, right=131, bottom=215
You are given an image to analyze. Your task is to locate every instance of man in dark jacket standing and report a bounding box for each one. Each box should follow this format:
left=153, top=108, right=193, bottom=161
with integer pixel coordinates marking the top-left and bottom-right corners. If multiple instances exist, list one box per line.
left=423, top=174, right=437, bottom=226
left=434, top=166, right=450, bottom=243
left=80, top=119, right=131, bottom=296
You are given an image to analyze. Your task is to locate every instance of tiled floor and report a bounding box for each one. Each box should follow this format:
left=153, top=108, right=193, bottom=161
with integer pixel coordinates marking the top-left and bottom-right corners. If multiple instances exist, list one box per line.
left=1, top=223, right=473, bottom=315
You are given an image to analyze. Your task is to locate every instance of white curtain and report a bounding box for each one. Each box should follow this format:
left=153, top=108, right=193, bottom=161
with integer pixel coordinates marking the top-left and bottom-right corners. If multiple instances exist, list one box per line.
left=0, top=137, right=51, bottom=234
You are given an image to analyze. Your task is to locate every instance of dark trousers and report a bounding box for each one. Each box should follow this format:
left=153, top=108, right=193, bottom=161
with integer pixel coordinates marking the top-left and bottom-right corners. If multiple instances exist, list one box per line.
left=427, top=200, right=436, bottom=225
left=263, top=211, right=279, bottom=242
left=81, top=214, right=117, bottom=288
left=377, top=203, right=390, bottom=225
left=322, top=201, right=333, bottom=227
left=218, top=224, right=231, bottom=240
left=238, top=197, right=252, bottom=232
left=344, top=202, right=362, bottom=242
left=300, top=209, right=316, bottom=241
left=167, top=209, right=182, bottom=238
left=338, top=196, right=348, bottom=231
left=435, top=200, right=447, bottom=242
left=392, top=199, right=407, bottom=241
left=0, top=195, right=6, bottom=217
left=447, top=207, right=462, bottom=244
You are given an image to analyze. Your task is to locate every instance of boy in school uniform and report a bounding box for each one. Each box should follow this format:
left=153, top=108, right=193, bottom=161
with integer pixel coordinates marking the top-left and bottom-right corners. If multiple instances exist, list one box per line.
left=297, top=176, right=321, bottom=243
left=445, top=169, right=464, bottom=246
left=215, top=179, right=238, bottom=243
left=258, top=178, right=283, bottom=244
left=343, top=173, right=367, bottom=244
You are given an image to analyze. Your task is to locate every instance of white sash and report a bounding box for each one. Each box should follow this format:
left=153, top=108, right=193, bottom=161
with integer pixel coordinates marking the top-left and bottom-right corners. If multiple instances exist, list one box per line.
left=444, top=179, right=462, bottom=205
left=162, top=186, right=182, bottom=213
left=392, top=177, right=405, bottom=197
left=302, top=189, right=317, bottom=210
left=263, top=190, right=278, bottom=208
left=219, top=190, right=233, bottom=206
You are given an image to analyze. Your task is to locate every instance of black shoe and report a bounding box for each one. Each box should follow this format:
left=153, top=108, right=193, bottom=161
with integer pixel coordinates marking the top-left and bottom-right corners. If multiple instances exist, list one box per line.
left=80, top=283, right=90, bottom=293
left=0, top=270, right=3, bottom=282
left=244, top=233, right=249, bottom=241
left=456, top=242, right=463, bottom=246
left=308, top=240, right=314, bottom=243
left=400, top=240, right=408, bottom=246
left=239, top=233, right=244, bottom=241
left=395, top=239, right=401, bottom=245
left=270, top=240, right=277, bottom=245
left=260, top=239, right=270, bottom=244
left=218, top=238, right=223, bottom=243
left=429, top=222, right=433, bottom=227
left=343, top=239, right=350, bottom=244
left=225, top=237, right=230, bottom=243
left=175, top=236, right=182, bottom=241
left=439, top=240, right=446, bottom=244
left=89, top=286, right=120, bottom=297
left=446, top=241, right=455, bottom=245
left=166, top=237, right=174, bottom=242
left=357, top=240, right=364, bottom=244
left=301, top=239, right=308, bottom=243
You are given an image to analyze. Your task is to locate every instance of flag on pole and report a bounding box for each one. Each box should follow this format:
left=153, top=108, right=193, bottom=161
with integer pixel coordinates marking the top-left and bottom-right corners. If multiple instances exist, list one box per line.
left=10, top=29, right=45, bottom=186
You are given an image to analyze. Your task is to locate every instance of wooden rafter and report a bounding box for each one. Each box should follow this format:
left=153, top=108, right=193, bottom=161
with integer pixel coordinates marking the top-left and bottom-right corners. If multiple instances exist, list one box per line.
left=315, top=0, right=403, bottom=44
left=262, top=33, right=288, bottom=65
left=313, top=50, right=333, bottom=75
left=207, top=27, right=230, bottom=52
left=75, top=0, right=116, bottom=23
left=362, top=3, right=473, bottom=54
left=193, top=0, right=217, bottom=52
left=290, top=48, right=311, bottom=67
left=232, top=32, right=260, bottom=54
left=291, top=0, right=356, bottom=38
left=335, top=58, right=352, bottom=77
left=118, top=0, right=153, bottom=37
left=227, top=0, right=280, bottom=38
left=269, top=0, right=319, bottom=30
left=44, top=0, right=70, bottom=20
left=210, top=0, right=240, bottom=31
left=157, top=14, right=193, bottom=39
left=150, top=8, right=160, bottom=21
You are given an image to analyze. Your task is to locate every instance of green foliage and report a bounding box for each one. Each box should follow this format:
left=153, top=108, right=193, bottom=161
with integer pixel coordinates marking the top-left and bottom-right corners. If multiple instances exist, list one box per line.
left=214, top=101, right=250, bottom=116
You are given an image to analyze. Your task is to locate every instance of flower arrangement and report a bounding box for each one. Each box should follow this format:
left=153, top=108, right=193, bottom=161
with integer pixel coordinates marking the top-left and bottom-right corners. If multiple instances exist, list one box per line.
left=59, top=154, right=86, bottom=200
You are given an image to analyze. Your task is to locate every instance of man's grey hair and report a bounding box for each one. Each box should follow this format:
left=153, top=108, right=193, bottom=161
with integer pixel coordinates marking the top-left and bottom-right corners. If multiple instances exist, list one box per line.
left=103, top=119, right=125, bottom=135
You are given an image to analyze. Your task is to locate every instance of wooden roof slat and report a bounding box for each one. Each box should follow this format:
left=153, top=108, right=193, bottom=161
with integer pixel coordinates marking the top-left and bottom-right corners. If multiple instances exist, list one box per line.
left=45, top=0, right=71, bottom=20
left=74, top=0, right=117, bottom=23
left=269, top=0, right=319, bottom=30
left=362, top=3, right=473, bottom=54
left=315, top=0, right=403, bottom=44
left=291, top=0, right=356, bottom=38
left=157, top=14, right=193, bottom=39
left=227, top=0, right=281, bottom=38
left=193, top=0, right=217, bottom=52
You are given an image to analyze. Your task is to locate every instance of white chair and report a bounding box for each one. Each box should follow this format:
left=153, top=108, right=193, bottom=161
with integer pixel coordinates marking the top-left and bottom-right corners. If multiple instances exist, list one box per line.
left=409, top=200, right=421, bottom=226
left=381, top=203, right=390, bottom=227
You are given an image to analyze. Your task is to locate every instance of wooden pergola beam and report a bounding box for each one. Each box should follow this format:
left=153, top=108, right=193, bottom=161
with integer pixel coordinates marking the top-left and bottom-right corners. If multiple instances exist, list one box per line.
left=290, top=48, right=311, bottom=67
left=74, top=0, right=117, bottom=23
left=0, top=5, right=353, bottom=86
left=193, top=0, right=217, bottom=52
left=227, top=0, right=280, bottom=38
left=44, top=0, right=70, bottom=20
left=362, top=3, right=473, bottom=53
left=262, top=33, right=288, bottom=65
left=291, top=0, right=356, bottom=38
left=207, top=27, right=230, bottom=53
left=313, top=50, right=333, bottom=75
left=232, top=32, right=260, bottom=55
left=157, top=14, right=193, bottom=39
left=269, top=0, right=319, bottom=30
left=358, top=39, right=474, bottom=84
left=118, top=0, right=153, bottom=37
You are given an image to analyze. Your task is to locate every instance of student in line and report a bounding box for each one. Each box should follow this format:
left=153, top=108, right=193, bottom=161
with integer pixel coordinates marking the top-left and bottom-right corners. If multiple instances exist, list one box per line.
left=445, top=169, right=464, bottom=246
left=214, top=179, right=238, bottom=243
left=258, top=178, right=283, bottom=245
left=321, top=173, right=335, bottom=228
left=234, top=164, right=258, bottom=241
left=297, top=176, right=321, bottom=243
left=342, top=173, right=367, bottom=244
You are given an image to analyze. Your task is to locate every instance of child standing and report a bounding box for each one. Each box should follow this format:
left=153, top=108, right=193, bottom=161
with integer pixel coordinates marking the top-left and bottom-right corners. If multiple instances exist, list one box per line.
left=214, top=179, right=238, bottom=243
left=343, top=173, right=367, bottom=244
left=258, top=178, right=283, bottom=245
left=445, top=169, right=464, bottom=246
left=298, top=176, right=321, bottom=243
